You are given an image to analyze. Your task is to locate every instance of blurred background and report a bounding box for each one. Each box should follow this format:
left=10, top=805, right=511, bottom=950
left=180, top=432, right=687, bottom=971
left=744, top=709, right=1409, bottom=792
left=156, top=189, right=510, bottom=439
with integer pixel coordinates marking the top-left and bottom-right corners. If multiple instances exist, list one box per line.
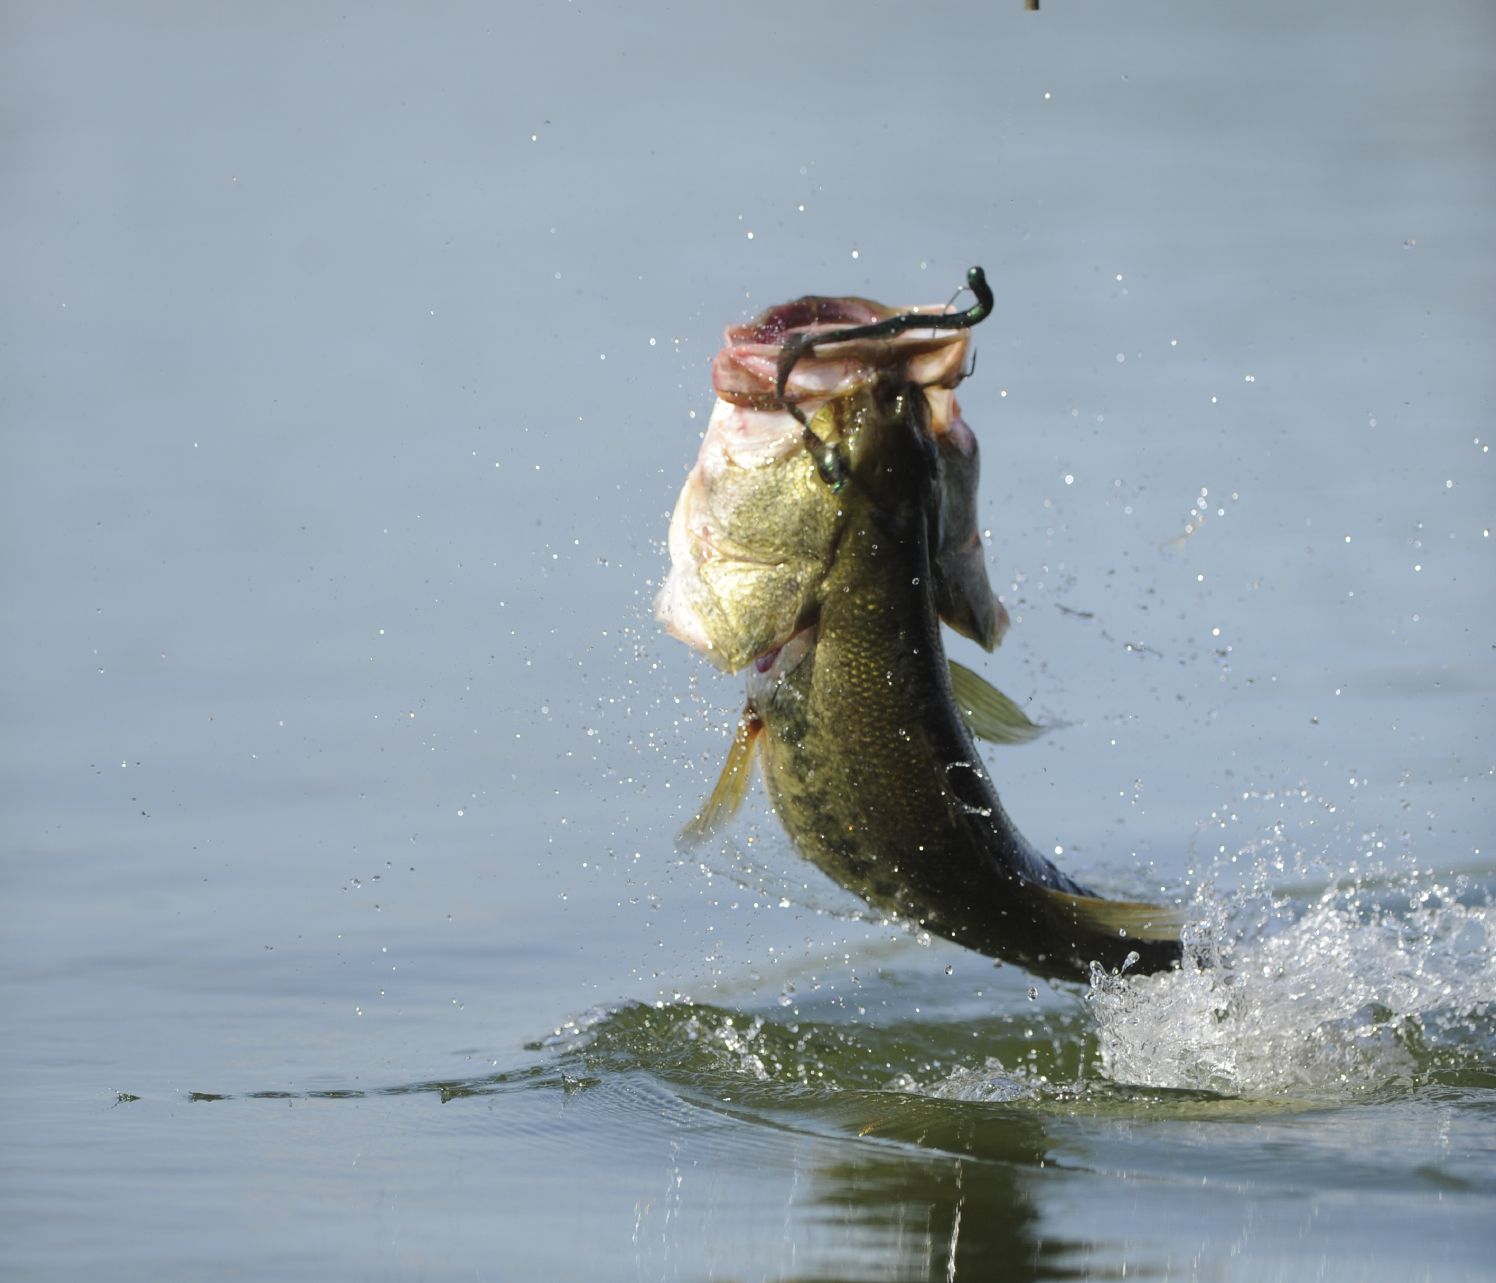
left=3, top=3, right=1492, bottom=1279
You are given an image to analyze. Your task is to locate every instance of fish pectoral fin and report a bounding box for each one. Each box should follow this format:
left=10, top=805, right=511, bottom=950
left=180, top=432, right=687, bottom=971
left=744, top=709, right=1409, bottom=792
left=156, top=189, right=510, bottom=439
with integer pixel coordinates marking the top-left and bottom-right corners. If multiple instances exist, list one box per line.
left=1037, top=885, right=1186, bottom=947
left=948, top=659, right=1046, bottom=746
left=678, top=706, right=763, bottom=846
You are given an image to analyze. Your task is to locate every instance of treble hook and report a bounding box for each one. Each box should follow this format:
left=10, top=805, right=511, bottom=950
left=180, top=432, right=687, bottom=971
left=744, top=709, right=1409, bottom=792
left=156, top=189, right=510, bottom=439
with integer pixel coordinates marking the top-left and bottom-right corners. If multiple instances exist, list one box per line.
left=775, top=266, right=994, bottom=491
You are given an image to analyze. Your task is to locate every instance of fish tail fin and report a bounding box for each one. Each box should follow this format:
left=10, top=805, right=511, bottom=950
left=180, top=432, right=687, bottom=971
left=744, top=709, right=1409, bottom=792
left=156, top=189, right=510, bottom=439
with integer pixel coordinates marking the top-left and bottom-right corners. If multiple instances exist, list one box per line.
left=1026, top=883, right=1186, bottom=976
left=678, top=705, right=763, bottom=846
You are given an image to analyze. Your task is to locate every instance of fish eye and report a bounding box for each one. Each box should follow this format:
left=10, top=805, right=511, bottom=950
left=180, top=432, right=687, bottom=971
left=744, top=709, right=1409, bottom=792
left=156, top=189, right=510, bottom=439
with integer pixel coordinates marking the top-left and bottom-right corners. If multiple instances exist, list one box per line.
left=813, top=442, right=850, bottom=492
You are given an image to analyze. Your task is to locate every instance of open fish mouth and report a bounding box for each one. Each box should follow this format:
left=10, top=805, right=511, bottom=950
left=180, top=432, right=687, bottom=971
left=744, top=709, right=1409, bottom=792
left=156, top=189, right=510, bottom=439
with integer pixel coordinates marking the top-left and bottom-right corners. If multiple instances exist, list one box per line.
left=713, top=295, right=973, bottom=411
left=655, top=273, right=1005, bottom=669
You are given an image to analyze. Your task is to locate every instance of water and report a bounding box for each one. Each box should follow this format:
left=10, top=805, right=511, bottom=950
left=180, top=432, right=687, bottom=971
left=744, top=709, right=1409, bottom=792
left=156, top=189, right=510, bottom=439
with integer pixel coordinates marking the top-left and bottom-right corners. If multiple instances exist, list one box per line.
left=3, top=3, right=1493, bottom=1280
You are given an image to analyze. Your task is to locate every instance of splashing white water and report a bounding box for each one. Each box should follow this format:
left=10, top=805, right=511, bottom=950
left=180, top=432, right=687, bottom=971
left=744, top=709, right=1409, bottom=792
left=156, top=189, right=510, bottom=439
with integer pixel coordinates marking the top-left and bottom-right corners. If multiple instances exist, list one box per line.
left=1087, top=873, right=1494, bottom=1099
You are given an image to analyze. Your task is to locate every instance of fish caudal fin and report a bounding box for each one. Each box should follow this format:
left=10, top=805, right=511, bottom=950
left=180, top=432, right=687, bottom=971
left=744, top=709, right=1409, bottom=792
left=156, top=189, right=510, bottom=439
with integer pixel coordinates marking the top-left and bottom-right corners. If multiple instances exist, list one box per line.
left=948, top=660, right=1046, bottom=747
left=678, top=706, right=763, bottom=846
left=1027, top=883, right=1185, bottom=976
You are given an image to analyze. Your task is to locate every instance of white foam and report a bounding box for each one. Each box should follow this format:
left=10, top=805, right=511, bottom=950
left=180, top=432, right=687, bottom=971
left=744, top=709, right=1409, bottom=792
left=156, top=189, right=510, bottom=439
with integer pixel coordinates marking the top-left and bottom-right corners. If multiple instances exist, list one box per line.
left=1087, top=874, right=1494, bottom=1100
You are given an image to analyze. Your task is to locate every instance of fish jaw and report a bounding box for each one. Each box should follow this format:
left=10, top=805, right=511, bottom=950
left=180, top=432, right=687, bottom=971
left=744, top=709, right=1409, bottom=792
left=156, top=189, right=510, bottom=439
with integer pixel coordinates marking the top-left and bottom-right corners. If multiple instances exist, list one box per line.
left=931, top=398, right=1009, bottom=650
left=712, top=297, right=970, bottom=409
left=653, top=399, right=834, bottom=671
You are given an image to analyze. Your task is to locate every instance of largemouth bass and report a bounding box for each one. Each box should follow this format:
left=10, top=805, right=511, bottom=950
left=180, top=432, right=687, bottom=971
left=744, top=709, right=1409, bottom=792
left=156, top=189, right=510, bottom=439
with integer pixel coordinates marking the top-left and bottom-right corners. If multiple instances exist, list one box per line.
left=657, top=269, right=1182, bottom=981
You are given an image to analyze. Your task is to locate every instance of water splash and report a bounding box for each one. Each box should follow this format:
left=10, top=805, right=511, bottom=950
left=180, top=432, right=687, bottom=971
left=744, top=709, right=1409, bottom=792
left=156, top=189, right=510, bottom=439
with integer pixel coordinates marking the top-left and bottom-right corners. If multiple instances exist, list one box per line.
left=1086, top=871, right=1494, bottom=1100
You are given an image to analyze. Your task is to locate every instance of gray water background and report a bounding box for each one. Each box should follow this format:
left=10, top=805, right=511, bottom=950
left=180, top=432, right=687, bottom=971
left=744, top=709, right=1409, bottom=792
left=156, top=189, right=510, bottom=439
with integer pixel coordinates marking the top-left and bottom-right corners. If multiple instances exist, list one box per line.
left=3, top=3, right=1493, bottom=1280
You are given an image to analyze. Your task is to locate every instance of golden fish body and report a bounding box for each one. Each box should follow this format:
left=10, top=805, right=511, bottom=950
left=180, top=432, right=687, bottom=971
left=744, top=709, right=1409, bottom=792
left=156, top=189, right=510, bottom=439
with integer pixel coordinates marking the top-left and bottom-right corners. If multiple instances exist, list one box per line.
left=742, top=386, right=1180, bottom=980
left=657, top=283, right=1182, bottom=982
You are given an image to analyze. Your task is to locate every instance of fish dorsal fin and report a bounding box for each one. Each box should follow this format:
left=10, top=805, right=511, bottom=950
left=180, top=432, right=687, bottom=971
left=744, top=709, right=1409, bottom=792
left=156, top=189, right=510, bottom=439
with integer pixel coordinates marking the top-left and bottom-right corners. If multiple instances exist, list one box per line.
left=947, top=659, right=1046, bottom=746
left=678, top=706, right=763, bottom=845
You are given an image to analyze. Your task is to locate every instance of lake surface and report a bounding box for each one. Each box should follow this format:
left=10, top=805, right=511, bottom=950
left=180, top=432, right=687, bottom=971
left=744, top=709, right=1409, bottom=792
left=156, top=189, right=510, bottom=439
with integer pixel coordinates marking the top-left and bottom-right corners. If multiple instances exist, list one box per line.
left=3, top=3, right=1492, bottom=1280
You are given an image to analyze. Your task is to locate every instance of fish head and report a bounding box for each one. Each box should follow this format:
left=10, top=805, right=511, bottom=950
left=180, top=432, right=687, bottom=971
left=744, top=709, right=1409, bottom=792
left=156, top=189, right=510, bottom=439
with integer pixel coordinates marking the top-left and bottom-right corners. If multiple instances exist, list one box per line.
left=656, top=289, right=1007, bottom=669
left=829, top=374, right=942, bottom=535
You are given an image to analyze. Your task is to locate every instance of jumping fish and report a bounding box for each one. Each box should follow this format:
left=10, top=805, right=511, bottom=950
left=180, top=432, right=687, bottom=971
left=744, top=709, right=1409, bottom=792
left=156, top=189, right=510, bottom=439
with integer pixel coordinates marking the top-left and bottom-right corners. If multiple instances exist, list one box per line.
left=656, top=269, right=1181, bottom=981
